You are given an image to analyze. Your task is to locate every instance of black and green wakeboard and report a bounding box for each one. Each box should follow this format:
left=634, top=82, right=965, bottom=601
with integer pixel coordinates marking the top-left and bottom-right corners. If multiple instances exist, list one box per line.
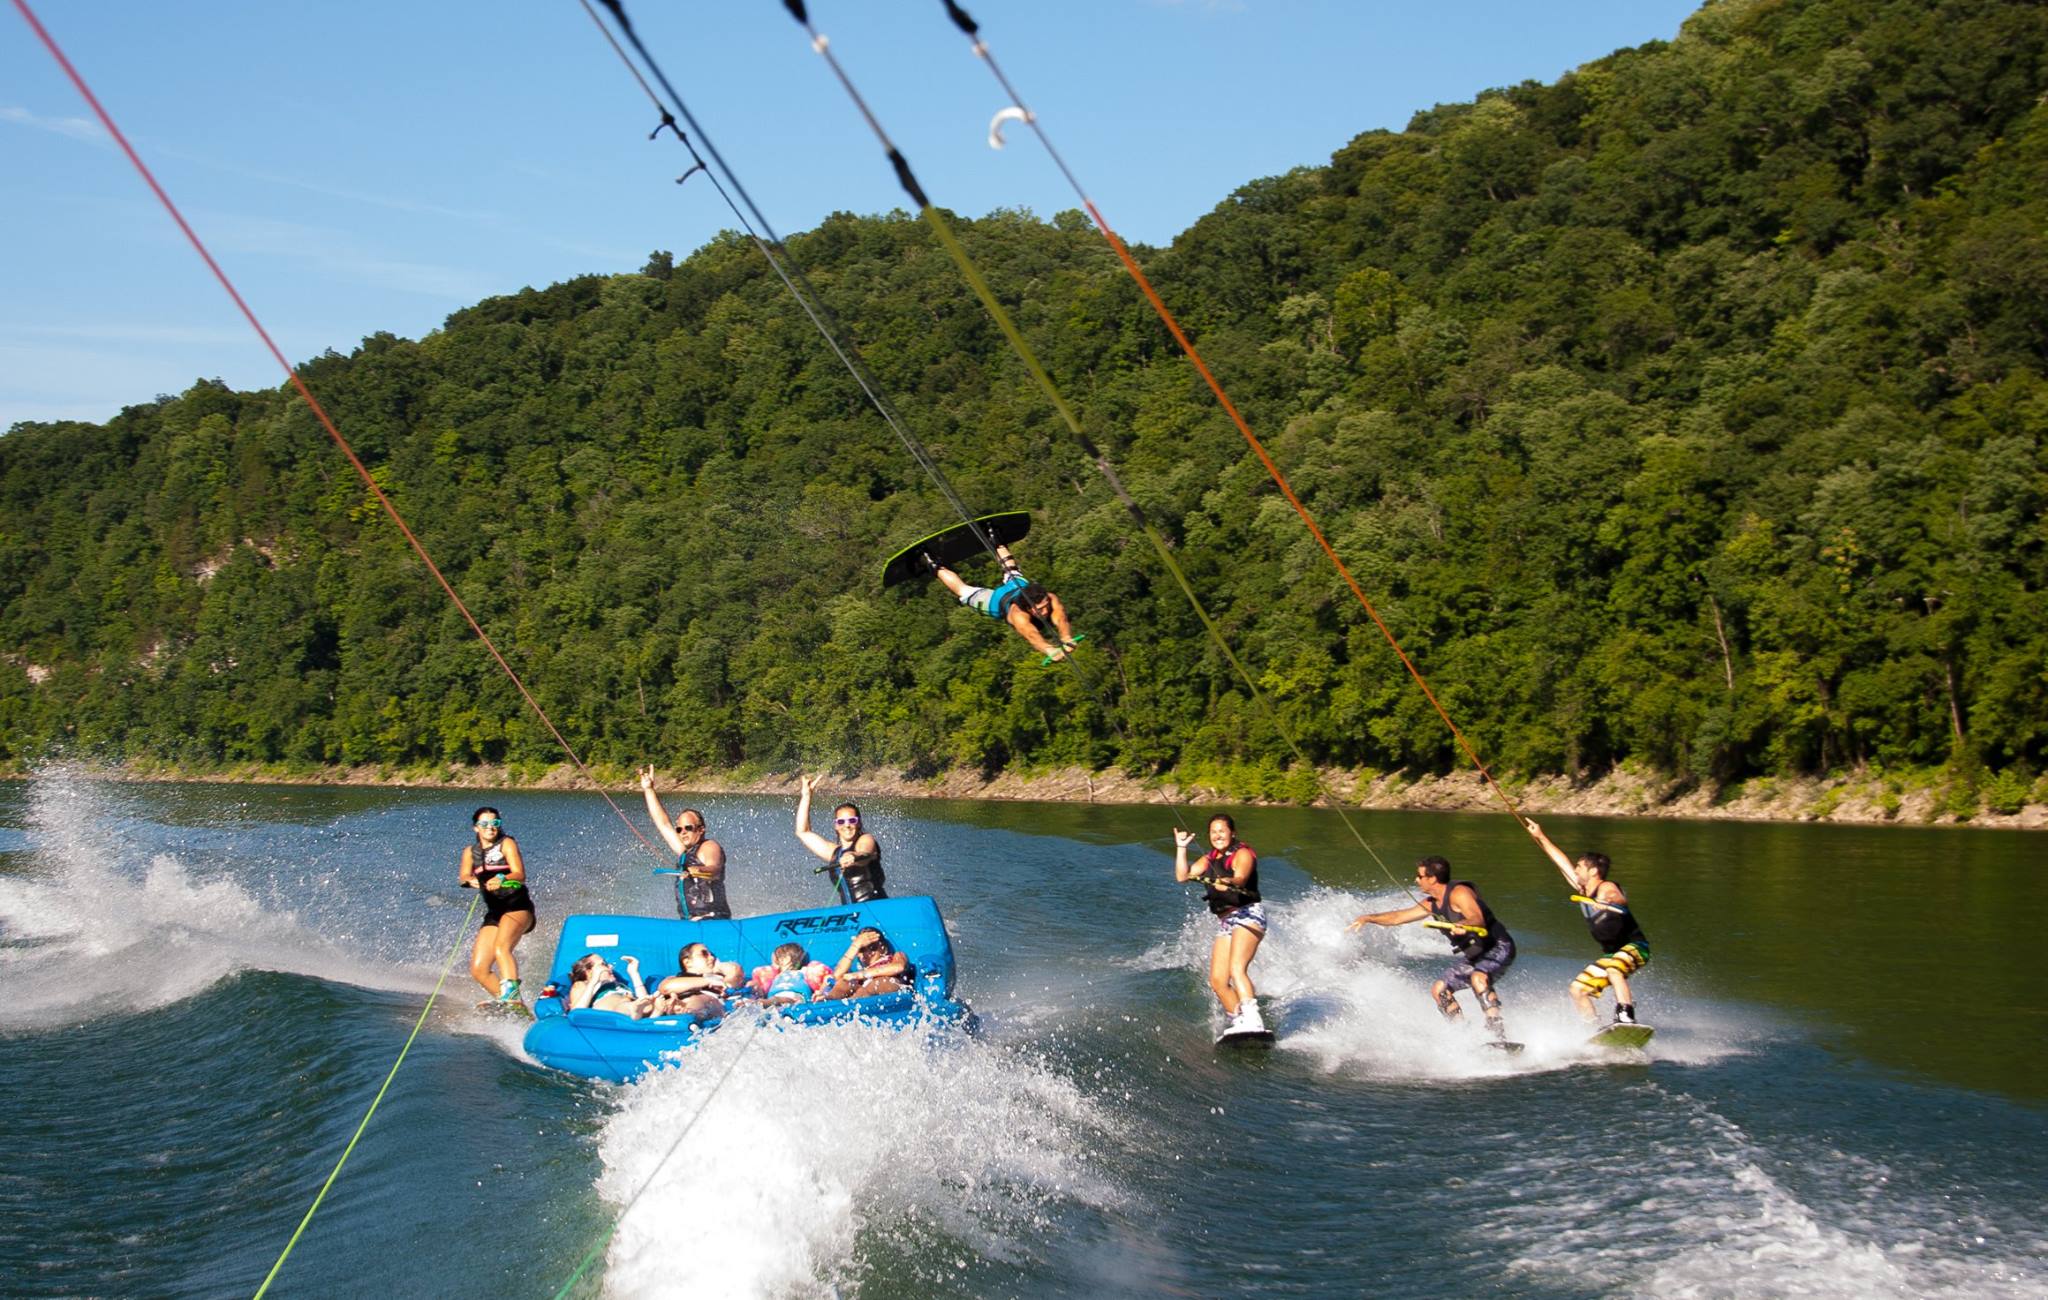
left=1588, top=1023, right=1655, bottom=1050
left=880, top=512, right=1031, bottom=589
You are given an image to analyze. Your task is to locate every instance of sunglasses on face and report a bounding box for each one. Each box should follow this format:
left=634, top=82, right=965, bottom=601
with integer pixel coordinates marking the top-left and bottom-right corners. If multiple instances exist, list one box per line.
left=677, top=822, right=702, bottom=832
left=476, top=819, right=502, bottom=829
left=834, top=816, right=860, bottom=825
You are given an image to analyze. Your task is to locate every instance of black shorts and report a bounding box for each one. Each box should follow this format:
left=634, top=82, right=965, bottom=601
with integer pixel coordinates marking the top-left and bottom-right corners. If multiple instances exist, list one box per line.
left=482, top=895, right=535, bottom=928
left=1440, top=936, right=1514, bottom=991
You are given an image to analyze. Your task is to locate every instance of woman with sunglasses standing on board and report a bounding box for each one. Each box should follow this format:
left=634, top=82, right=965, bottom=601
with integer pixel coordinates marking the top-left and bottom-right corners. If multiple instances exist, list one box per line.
left=640, top=767, right=732, bottom=920
left=460, top=806, right=535, bottom=1005
left=794, top=775, right=888, bottom=903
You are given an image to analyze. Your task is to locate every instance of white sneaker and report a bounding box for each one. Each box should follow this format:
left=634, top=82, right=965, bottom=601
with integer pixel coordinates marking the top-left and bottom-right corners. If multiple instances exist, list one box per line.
left=1232, top=1001, right=1266, bottom=1035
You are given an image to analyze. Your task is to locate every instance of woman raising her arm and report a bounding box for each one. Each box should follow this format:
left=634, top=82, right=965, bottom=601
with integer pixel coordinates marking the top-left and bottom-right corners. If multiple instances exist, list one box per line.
left=1175, top=813, right=1266, bottom=1037
left=793, top=775, right=887, bottom=903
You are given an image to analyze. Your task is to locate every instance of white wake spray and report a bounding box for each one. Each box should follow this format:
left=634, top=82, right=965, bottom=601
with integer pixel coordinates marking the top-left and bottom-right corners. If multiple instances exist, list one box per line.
left=591, top=1016, right=1127, bottom=1298
left=0, top=771, right=444, bottom=1029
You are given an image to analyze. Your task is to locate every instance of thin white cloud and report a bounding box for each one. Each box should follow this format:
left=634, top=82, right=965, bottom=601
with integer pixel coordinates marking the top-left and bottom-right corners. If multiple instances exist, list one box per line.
left=1, top=103, right=107, bottom=144
left=169, top=153, right=656, bottom=271
left=5, top=322, right=250, bottom=346
left=149, top=146, right=637, bottom=263
left=196, top=210, right=501, bottom=301
left=8, top=108, right=508, bottom=227
left=151, top=142, right=508, bottom=224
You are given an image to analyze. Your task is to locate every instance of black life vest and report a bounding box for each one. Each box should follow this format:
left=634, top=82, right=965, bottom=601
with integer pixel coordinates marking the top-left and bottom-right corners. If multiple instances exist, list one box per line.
left=1197, top=841, right=1261, bottom=916
left=1430, top=880, right=1508, bottom=959
left=674, top=843, right=732, bottom=921
left=473, top=837, right=533, bottom=916
left=830, top=841, right=887, bottom=903
left=1582, top=886, right=1646, bottom=953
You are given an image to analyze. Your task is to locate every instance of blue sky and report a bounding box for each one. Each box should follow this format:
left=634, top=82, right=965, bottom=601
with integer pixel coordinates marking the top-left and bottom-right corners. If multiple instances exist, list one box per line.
left=2, top=1, right=1701, bottom=430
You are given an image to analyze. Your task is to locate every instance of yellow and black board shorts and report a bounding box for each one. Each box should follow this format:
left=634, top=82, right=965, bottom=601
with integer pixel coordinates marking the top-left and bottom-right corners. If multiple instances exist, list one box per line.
left=1571, top=941, right=1649, bottom=997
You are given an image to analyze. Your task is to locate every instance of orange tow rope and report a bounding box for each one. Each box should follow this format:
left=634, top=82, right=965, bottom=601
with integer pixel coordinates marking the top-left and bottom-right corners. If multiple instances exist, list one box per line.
left=938, top=0, right=1526, bottom=825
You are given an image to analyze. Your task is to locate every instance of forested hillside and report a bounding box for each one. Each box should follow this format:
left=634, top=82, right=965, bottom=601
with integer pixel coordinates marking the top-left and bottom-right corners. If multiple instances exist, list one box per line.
left=3, top=0, right=2044, bottom=809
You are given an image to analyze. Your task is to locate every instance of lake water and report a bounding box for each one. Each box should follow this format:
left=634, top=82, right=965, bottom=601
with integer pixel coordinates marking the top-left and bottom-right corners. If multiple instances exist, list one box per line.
left=0, top=774, right=2041, bottom=1297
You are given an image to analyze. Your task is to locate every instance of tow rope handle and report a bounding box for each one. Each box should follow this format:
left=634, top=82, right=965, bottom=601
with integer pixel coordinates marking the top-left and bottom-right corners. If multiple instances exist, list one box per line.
left=1423, top=919, right=1489, bottom=938
left=1037, top=631, right=1086, bottom=666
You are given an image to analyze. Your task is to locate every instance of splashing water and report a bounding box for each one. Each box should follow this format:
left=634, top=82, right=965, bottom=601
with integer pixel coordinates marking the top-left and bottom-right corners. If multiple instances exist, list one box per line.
left=1130, top=886, right=1757, bottom=1079
left=592, top=1017, right=1127, bottom=1297
left=1494, top=1085, right=2048, bottom=1299
left=0, top=772, right=445, bottom=1029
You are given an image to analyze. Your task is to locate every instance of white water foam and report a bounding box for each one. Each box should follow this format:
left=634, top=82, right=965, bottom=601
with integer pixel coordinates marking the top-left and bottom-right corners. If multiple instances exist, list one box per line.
left=0, top=773, right=440, bottom=1029
left=1499, top=1088, right=2048, bottom=1298
left=1133, top=886, right=1756, bottom=1078
left=591, top=1018, right=1127, bottom=1298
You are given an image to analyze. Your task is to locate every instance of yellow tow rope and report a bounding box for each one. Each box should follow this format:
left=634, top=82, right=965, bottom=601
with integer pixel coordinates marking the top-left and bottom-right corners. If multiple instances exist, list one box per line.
left=253, top=893, right=480, bottom=1298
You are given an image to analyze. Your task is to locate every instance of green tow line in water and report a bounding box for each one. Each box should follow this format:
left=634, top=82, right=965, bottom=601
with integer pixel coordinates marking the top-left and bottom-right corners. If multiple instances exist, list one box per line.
left=253, top=892, right=480, bottom=1299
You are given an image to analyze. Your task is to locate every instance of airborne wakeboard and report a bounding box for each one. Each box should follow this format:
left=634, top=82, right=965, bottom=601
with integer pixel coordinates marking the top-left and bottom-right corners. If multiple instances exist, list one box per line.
left=1483, top=1039, right=1526, bottom=1055
left=474, top=999, right=533, bottom=1020
left=880, top=511, right=1032, bottom=589
left=1588, top=1022, right=1654, bottom=1050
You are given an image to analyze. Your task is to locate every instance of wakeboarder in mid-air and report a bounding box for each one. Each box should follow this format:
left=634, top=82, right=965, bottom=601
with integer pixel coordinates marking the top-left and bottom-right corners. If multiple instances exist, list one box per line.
left=923, top=541, right=1077, bottom=661
left=879, top=511, right=1080, bottom=662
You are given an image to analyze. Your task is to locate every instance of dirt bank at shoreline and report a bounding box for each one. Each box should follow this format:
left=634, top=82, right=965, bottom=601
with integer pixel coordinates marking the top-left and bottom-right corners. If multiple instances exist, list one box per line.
left=25, top=759, right=2045, bottom=830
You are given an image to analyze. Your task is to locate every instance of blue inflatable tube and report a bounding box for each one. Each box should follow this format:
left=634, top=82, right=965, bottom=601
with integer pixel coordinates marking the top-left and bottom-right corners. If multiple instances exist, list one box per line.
left=523, top=895, right=977, bottom=1082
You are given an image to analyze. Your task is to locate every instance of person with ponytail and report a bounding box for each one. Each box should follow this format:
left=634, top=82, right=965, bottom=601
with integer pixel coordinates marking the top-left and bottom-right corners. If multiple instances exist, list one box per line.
left=459, top=806, right=535, bottom=1004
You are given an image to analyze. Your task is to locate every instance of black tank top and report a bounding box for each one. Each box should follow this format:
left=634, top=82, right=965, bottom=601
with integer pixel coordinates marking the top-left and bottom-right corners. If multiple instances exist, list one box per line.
left=674, top=843, right=733, bottom=921
left=473, top=838, right=532, bottom=913
left=1583, top=888, right=1646, bottom=953
left=1198, top=841, right=1261, bottom=916
left=1430, top=880, right=1506, bottom=958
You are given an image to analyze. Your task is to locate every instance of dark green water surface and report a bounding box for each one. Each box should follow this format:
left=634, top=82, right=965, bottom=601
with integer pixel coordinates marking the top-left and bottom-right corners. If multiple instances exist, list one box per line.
left=0, top=777, right=2040, bottom=1297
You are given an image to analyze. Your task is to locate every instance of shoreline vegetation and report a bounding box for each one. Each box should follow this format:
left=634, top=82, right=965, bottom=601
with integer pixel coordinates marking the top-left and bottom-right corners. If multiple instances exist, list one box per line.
left=5, top=2, right=2044, bottom=820
left=19, top=758, right=2045, bottom=831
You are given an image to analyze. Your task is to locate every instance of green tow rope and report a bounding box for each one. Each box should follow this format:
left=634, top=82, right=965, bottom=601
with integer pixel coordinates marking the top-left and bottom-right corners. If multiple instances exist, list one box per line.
left=253, top=892, right=481, bottom=1298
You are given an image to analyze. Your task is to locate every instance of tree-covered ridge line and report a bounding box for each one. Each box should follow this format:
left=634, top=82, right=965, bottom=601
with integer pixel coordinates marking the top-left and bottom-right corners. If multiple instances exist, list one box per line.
left=2, top=0, right=2044, bottom=814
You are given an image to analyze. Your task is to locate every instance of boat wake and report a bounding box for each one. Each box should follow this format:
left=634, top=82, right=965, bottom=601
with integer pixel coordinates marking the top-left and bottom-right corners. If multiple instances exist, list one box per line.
left=0, top=773, right=440, bottom=1030
left=1496, top=1083, right=2048, bottom=1299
